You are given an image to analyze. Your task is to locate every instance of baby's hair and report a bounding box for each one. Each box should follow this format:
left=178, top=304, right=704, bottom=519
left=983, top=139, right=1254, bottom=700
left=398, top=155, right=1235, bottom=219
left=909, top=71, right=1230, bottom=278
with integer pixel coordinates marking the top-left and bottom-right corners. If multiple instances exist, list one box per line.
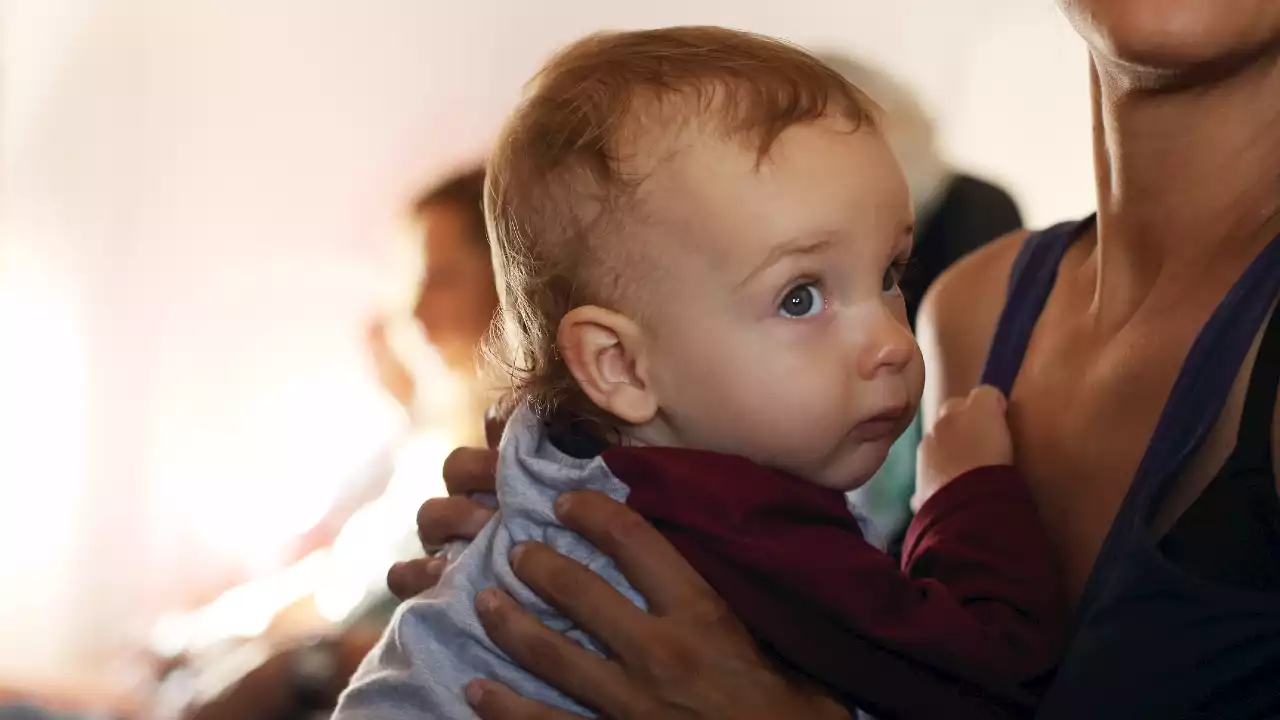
left=483, top=26, right=876, bottom=434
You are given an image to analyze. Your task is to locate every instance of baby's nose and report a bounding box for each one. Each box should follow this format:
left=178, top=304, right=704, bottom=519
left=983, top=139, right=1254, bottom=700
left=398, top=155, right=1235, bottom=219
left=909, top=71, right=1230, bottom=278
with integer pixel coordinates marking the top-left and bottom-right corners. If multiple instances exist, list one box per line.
left=856, top=312, right=916, bottom=381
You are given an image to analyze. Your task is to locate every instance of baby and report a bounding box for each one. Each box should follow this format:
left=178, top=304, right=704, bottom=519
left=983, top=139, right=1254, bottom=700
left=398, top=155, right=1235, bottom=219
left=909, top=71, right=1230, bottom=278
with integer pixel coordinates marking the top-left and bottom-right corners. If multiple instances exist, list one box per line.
left=337, top=26, right=1065, bottom=720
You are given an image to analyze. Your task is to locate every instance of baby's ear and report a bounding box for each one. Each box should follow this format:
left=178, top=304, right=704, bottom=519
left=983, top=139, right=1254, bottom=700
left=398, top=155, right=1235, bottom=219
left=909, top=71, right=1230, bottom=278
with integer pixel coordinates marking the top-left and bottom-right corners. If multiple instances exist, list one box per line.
left=557, top=306, right=657, bottom=424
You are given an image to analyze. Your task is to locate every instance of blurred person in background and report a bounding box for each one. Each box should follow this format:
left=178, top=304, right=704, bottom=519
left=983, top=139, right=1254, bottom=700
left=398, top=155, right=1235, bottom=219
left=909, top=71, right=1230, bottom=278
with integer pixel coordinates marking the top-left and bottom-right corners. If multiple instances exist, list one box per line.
left=369, top=167, right=503, bottom=431
left=370, top=166, right=500, bottom=438
left=166, top=166, right=499, bottom=720
left=410, top=170, right=503, bottom=394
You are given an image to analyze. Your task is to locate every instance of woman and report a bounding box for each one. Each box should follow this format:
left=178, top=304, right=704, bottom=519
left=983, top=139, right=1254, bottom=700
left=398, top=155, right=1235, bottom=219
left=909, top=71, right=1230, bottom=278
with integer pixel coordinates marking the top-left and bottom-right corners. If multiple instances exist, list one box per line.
left=393, top=4, right=1280, bottom=717
left=177, top=166, right=500, bottom=720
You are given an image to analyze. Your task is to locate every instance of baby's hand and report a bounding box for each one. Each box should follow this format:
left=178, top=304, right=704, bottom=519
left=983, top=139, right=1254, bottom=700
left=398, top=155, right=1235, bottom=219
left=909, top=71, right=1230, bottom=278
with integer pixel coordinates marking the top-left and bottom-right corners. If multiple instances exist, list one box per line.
left=913, top=385, right=1014, bottom=511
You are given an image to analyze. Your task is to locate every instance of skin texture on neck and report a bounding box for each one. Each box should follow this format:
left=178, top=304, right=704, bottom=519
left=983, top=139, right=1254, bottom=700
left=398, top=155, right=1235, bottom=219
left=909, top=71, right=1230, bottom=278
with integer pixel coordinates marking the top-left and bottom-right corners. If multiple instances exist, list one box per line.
left=1087, top=48, right=1280, bottom=328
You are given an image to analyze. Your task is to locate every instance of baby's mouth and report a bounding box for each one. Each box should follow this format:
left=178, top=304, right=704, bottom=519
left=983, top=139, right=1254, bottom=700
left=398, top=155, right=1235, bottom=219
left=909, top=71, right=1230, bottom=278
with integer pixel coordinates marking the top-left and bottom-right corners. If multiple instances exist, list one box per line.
left=848, top=405, right=908, bottom=443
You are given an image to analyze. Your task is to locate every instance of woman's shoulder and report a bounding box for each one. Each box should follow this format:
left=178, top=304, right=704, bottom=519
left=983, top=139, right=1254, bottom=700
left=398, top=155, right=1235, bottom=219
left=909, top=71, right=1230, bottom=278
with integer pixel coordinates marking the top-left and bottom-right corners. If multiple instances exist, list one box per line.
left=917, top=229, right=1030, bottom=421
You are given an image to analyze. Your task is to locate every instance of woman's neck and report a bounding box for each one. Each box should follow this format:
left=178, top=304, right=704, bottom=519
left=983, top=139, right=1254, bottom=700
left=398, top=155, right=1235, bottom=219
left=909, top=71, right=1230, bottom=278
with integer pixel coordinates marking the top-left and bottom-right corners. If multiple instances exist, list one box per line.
left=1089, top=51, right=1280, bottom=316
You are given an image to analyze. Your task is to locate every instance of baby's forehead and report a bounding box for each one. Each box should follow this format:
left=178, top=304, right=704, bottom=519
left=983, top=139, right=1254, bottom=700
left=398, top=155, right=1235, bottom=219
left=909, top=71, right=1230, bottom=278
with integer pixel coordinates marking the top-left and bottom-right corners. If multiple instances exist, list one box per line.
left=593, top=111, right=902, bottom=308
left=635, top=137, right=755, bottom=215
left=621, top=121, right=901, bottom=279
left=626, top=138, right=757, bottom=246
left=616, top=153, right=782, bottom=301
left=632, top=111, right=869, bottom=201
left=630, top=121, right=858, bottom=240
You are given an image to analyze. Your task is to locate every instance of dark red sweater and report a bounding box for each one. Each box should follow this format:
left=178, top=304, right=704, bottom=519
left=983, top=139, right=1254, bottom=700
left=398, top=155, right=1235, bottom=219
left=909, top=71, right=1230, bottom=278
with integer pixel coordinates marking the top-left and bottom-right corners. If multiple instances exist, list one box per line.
left=601, top=448, right=1066, bottom=720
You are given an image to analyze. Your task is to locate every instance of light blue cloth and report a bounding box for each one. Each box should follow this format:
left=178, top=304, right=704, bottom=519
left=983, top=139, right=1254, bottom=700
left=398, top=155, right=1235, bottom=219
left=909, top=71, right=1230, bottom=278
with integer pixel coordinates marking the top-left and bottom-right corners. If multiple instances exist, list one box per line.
left=333, top=407, right=645, bottom=719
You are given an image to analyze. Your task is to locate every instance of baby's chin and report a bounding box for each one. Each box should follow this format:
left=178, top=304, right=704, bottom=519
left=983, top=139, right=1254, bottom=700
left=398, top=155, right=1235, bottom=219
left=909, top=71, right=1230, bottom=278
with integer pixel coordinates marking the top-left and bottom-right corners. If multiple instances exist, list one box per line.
left=801, top=436, right=899, bottom=492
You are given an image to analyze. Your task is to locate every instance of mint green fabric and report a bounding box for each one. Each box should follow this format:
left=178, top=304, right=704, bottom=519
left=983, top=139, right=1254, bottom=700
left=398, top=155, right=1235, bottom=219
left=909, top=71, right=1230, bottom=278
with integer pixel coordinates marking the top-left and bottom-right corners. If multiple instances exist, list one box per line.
left=848, top=413, right=920, bottom=547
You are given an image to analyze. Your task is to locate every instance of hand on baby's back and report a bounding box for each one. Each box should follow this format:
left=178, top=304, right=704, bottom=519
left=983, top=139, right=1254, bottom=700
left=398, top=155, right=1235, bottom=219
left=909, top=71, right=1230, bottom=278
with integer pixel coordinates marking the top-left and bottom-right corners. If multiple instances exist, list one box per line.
left=913, top=385, right=1014, bottom=511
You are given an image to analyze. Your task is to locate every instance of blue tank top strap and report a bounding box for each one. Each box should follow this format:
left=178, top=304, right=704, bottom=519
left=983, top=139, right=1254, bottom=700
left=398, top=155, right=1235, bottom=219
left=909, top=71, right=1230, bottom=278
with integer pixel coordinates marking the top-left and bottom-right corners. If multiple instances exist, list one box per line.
left=979, top=216, right=1096, bottom=395
left=1127, top=231, right=1280, bottom=517
left=1076, top=227, right=1280, bottom=614
left=1038, top=228, right=1280, bottom=720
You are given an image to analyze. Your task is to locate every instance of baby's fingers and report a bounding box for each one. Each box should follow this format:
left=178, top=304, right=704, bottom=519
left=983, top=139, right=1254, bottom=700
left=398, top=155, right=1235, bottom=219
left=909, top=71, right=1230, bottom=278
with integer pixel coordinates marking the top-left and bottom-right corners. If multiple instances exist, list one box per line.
left=968, top=385, right=1009, bottom=413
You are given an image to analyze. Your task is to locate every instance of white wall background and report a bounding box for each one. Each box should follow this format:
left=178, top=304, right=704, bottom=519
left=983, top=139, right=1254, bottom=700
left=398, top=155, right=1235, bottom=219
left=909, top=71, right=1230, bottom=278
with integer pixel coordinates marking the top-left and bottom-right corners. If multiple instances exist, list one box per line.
left=0, top=0, right=1095, bottom=687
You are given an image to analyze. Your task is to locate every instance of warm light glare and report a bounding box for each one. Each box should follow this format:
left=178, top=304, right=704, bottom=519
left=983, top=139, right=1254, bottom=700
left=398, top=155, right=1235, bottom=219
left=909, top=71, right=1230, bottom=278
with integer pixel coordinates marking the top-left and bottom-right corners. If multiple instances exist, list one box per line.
left=153, top=369, right=406, bottom=570
left=151, top=428, right=456, bottom=649
left=314, top=430, right=454, bottom=622
left=164, top=549, right=333, bottom=654
left=0, top=246, right=88, bottom=676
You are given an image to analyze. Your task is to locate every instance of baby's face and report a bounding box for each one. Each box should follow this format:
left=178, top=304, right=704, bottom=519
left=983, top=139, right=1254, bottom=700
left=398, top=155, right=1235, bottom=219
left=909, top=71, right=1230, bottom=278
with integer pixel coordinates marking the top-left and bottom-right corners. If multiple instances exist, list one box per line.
left=632, top=116, right=923, bottom=491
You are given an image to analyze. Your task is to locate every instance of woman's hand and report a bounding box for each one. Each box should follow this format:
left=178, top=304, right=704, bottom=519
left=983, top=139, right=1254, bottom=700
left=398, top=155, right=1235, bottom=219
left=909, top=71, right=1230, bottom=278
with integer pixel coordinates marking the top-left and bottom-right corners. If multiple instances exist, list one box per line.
left=465, top=491, right=850, bottom=720
left=387, top=410, right=506, bottom=599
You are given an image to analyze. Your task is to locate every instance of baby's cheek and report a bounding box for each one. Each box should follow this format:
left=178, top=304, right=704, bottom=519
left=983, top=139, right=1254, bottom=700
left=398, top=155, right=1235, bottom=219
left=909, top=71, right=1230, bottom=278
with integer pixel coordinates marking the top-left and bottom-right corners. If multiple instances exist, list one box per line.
left=655, top=327, right=851, bottom=456
left=763, top=386, right=852, bottom=453
left=722, top=358, right=853, bottom=460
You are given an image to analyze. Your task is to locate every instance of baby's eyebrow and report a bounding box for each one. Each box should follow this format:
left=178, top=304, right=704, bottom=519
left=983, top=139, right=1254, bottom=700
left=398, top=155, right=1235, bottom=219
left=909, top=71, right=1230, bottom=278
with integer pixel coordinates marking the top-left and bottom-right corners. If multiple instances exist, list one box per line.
left=736, top=235, right=836, bottom=289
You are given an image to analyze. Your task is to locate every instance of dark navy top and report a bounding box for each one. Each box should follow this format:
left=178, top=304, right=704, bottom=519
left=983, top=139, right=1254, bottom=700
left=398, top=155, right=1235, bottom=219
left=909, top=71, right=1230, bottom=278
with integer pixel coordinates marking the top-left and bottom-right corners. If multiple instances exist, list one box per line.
left=980, top=217, right=1280, bottom=719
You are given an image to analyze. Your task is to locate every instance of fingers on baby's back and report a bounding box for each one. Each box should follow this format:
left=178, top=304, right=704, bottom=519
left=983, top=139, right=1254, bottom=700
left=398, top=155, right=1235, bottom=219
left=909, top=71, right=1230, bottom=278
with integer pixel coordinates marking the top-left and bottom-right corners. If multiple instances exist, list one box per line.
left=417, top=496, right=494, bottom=546
left=443, top=446, right=499, bottom=495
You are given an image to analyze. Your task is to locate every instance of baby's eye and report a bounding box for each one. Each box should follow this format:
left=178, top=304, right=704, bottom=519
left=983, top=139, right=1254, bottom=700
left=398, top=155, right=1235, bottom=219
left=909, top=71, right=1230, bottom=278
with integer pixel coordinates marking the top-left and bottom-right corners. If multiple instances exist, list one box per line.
left=882, top=259, right=909, bottom=293
left=778, top=283, right=825, bottom=319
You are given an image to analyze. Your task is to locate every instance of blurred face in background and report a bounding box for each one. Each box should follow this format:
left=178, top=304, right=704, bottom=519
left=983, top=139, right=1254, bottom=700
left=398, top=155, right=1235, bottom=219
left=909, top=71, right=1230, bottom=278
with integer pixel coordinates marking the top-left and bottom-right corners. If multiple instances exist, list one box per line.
left=412, top=202, right=500, bottom=373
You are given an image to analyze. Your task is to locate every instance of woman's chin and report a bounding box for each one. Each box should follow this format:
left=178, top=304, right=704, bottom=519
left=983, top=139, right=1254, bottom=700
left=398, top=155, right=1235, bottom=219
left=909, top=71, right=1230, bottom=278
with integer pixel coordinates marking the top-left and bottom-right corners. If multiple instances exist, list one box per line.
left=1070, top=0, right=1280, bottom=79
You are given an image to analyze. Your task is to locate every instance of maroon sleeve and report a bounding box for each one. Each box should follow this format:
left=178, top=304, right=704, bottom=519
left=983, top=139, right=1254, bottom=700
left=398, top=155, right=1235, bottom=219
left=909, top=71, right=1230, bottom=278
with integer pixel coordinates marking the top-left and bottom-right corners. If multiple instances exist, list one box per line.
left=608, top=449, right=1066, bottom=719
left=900, top=466, right=1066, bottom=682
